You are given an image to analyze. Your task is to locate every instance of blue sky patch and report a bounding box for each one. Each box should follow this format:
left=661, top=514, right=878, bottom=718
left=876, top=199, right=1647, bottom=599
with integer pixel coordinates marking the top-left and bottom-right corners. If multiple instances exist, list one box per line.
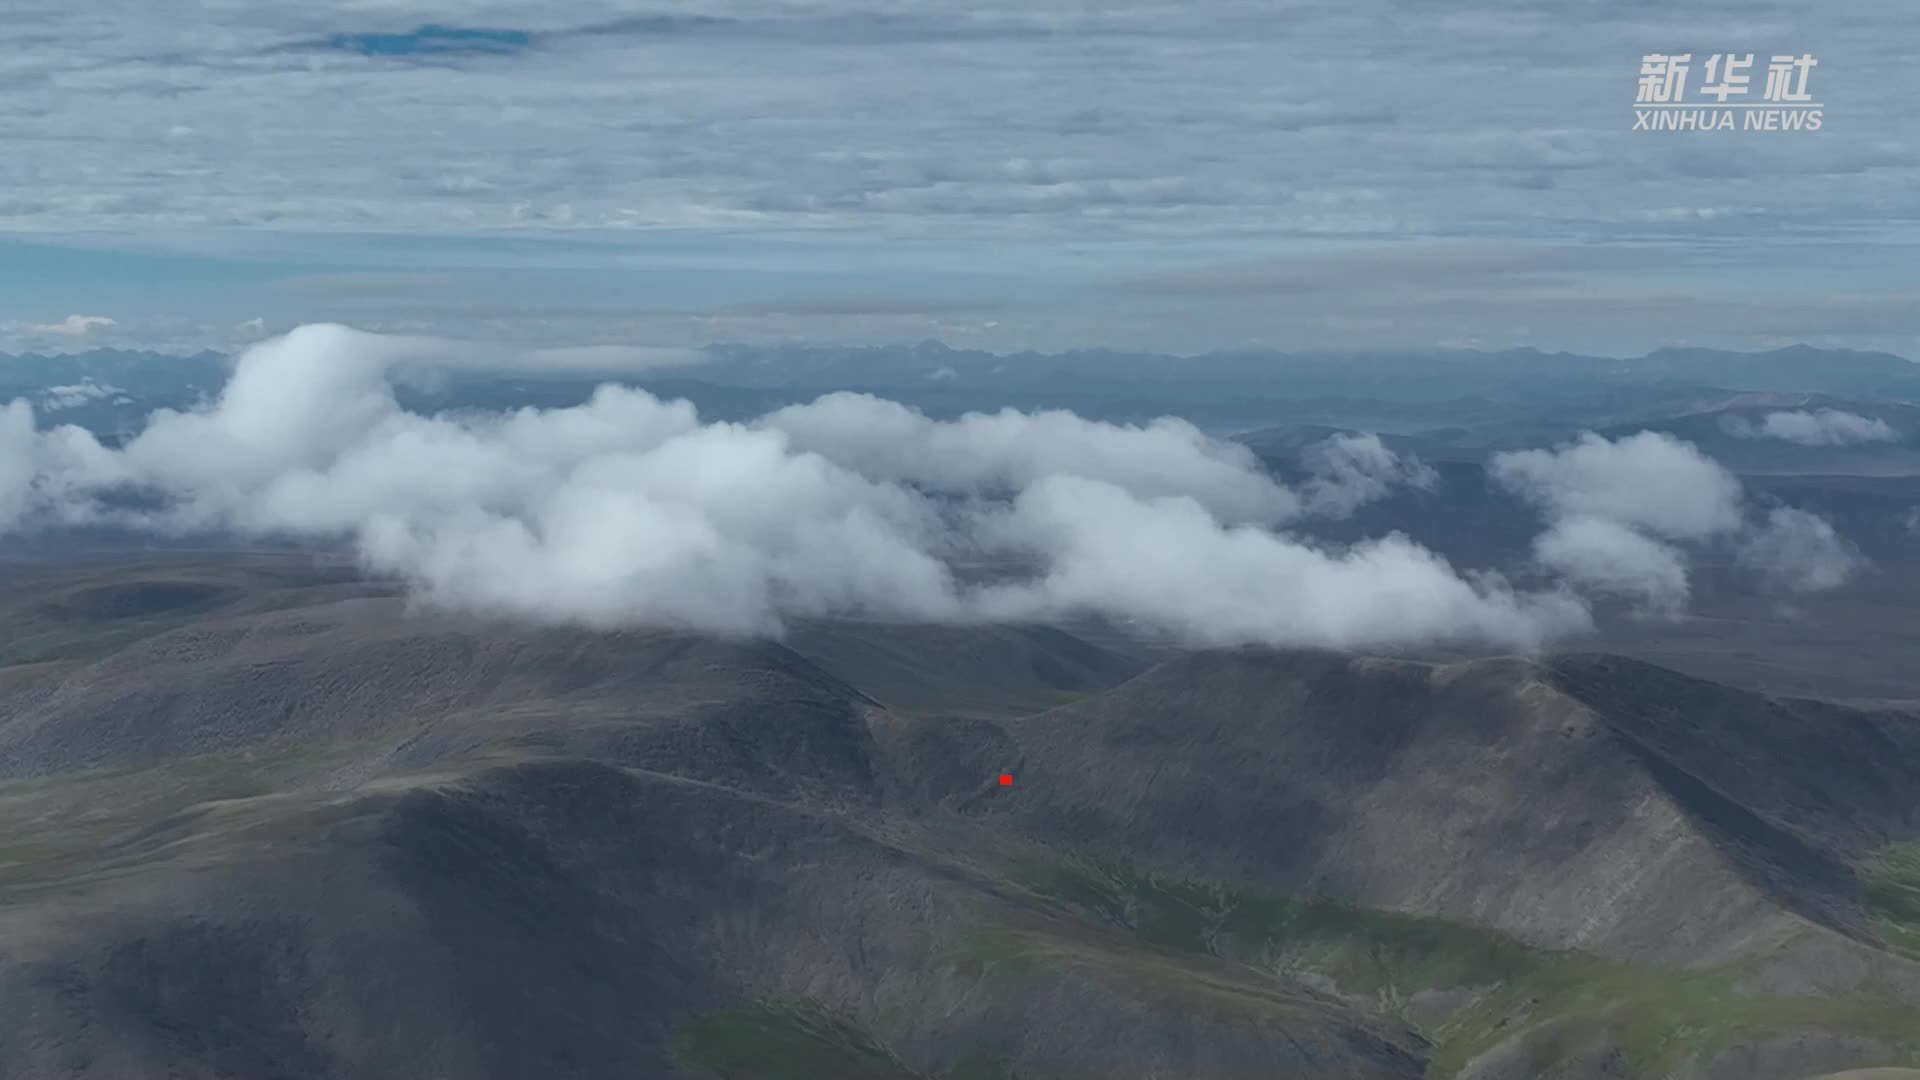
left=320, top=24, right=537, bottom=59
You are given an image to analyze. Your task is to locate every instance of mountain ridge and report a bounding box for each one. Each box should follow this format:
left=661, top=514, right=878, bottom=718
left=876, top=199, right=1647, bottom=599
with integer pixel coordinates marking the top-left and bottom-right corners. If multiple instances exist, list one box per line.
left=0, top=562, right=1917, bottom=1077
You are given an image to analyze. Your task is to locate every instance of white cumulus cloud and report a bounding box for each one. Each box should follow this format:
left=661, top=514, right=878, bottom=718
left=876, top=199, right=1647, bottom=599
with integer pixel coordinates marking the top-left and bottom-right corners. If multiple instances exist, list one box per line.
left=1531, top=515, right=1691, bottom=614
left=1737, top=507, right=1865, bottom=594
left=1490, top=431, right=1746, bottom=542
left=0, top=323, right=1588, bottom=652
left=1299, top=432, right=1440, bottom=518
left=1492, top=430, right=1862, bottom=612
left=38, top=379, right=127, bottom=411
left=39, top=314, right=116, bottom=336
left=1723, top=409, right=1898, bottom=447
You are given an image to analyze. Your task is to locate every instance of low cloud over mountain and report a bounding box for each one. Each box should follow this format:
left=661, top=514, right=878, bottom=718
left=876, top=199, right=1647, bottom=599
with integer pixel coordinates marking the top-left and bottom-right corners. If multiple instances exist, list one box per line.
left=1724, top=408, right=1900, bottom=446
left=1491, top=431, right=1865, bottom=611
left=0, top=326, right=1865, bottom=649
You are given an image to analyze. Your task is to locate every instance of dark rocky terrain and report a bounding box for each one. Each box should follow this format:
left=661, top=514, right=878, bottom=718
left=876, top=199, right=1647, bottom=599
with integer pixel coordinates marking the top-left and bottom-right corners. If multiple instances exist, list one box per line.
left=0, top=557, right=1918, bottom=1078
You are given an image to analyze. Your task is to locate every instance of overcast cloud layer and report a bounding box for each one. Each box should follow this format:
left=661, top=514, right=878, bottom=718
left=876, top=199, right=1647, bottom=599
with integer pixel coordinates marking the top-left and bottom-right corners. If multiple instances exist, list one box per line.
left=2, top=1, right=1917, bottom=353
left=5, top=0, right=1912, bottom=239
left=0, top=326, right=1868, bottom=648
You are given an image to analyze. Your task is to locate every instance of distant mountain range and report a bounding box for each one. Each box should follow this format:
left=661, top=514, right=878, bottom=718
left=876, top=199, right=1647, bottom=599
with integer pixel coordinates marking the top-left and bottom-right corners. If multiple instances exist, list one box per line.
left=686, top=341, right=1920, bottom=398
left=4, top=342, right=1917, bottom=437
left=1241, top=392, right=1920, bottom=473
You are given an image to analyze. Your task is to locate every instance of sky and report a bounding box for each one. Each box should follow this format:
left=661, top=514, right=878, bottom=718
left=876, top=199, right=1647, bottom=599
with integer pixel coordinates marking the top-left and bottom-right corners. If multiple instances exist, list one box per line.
left=2, top=0, right=1917, bottom=356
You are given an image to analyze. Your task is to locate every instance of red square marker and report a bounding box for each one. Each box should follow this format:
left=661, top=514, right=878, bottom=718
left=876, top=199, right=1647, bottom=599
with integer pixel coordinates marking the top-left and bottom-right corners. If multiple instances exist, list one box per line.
left=998, top=773, right=1014, bottom=786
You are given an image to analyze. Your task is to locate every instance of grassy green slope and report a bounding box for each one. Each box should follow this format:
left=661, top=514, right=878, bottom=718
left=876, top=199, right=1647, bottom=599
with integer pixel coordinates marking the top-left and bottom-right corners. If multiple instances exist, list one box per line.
left=679, top=1001, right=1027, bottom=1080
left=1865, top=842, right=1920, bottom=960
left=0, top=558, right=373, bottom=667
left=1011, top=857, right=1920, bottom=1078
left=679, top=1001, right=924, bottom=1080
left=0, top=747, right=359, bottom=896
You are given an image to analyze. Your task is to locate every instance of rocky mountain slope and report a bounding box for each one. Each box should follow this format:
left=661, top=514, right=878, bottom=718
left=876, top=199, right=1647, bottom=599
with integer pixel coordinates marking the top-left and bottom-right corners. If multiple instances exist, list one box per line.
left=0, top=557, right=1917, bottom=1078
